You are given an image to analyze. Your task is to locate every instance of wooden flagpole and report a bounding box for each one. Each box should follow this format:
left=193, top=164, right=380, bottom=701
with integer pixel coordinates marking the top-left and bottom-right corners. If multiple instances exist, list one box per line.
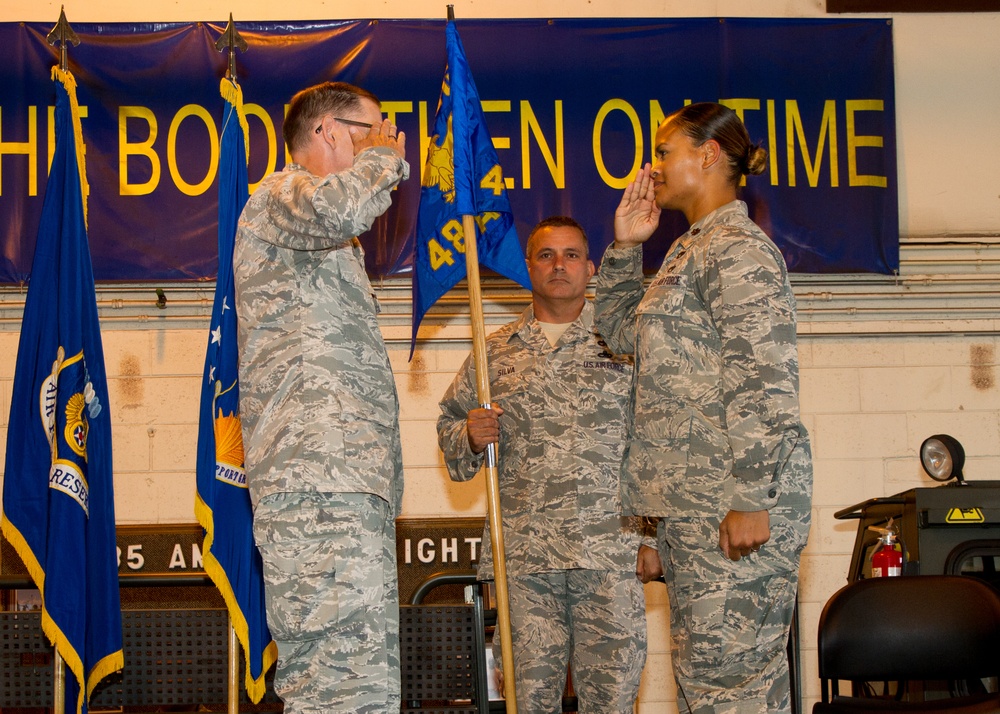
left=461, top=212, right=518, bottom=712
left=53, top=648, right=65, bottom=714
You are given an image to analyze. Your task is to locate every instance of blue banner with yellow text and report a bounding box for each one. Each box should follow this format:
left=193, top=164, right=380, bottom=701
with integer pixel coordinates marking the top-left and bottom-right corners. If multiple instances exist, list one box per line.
left=2, top=68, right=123, bottom=714
left=0, top=18, right=897, bottom=281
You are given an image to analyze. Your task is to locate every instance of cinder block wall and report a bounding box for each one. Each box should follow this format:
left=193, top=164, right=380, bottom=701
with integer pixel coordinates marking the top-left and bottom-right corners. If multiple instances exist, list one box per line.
left=3, top=306, right=994, bottom=713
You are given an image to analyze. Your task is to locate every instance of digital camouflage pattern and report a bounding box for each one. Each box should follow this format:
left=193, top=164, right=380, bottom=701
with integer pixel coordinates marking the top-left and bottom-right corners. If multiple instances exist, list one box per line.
left=252, top=492, right=399, bottom=714
left=595, top=200, right=812, bottom=714
left=661, top=524, right=800, bottom=714
left=234, top=147, right=409, bottom=513
left=234, top=146, right=409, bottom=713
left=500, top=569, right=646, bottom=714
left=438, top=302, right=646, bottom=578
left=438, top=302, right=650, bottom=713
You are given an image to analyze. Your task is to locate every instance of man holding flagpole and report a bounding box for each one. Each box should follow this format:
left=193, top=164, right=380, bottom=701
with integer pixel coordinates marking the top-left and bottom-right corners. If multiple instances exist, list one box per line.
left=438, top=216, right=659, bottom=713
left=233, top=81, right=408, bottom=714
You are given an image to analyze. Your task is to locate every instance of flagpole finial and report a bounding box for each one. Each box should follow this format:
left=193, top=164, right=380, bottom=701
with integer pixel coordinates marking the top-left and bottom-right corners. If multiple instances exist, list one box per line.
left=214, top=13, right=248, bottom=81
left=447, top=4, right=455, bottom=21
left=46, top=6, right=80, bottom=72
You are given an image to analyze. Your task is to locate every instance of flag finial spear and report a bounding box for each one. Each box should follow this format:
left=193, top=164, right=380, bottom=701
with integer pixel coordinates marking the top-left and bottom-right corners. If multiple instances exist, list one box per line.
left=46, top=6, right=80, bottom=72
left=214, top=14, right=248, bottom=81
left=447, top=4, right=455, bottom=21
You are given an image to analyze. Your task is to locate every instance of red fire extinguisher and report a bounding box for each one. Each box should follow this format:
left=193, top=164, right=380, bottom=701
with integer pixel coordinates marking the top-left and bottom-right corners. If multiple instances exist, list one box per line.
left=868, top=519, right=903, bottom=577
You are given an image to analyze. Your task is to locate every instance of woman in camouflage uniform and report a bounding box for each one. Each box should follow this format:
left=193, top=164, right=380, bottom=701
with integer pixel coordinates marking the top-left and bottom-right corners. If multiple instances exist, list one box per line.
left=594, top=103, right=813, bottom=714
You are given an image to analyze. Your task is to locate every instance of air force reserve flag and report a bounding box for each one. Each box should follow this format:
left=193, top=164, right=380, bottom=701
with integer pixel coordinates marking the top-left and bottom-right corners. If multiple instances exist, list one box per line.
left=1, top=67, right=123, bottom=714
left=194, top=77, right=277, bottom=703
left=411, top=20, right=531, bottom=356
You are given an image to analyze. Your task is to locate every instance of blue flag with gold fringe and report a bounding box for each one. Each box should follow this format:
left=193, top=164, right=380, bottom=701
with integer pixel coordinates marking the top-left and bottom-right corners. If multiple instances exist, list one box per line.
left=194, top=77, right=277, bottom=703
left=1, top=67, right=123, bottom=714
left=411, top=20, right=531, bottom=356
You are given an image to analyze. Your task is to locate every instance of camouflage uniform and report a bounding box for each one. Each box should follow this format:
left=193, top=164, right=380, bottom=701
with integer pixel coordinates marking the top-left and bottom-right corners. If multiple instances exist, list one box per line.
left=595, top=201, right=813, bottom=714
left=438, top=302, right=649, bottom=714
left=235, top=146, right=409, bottom=714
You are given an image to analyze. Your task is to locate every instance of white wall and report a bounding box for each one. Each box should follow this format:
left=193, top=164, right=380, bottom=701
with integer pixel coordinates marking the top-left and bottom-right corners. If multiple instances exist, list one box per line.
left=2, top=1, right=999, bottom=713
left=3, top=297, right=996, bottom=712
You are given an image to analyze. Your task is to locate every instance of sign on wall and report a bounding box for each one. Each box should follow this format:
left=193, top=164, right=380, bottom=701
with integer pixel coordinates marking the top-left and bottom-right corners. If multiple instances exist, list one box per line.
left=0, top=18, right=897, bottom=282
left=2, top=519, right=484, bottom=605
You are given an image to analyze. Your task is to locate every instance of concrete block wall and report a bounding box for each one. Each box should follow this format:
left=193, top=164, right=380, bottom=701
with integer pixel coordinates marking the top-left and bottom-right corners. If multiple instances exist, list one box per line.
left=795, top=333, right=1000, bottom=714
left=3, top=315, right=986, bottom=712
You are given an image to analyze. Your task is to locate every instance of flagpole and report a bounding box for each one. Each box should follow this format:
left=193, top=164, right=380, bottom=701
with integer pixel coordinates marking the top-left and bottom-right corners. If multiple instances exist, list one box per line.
left=446, top=4, right=516, bottom=707
left=462, top=214, right=518, bottom=712
left=54, top=649, right=65, bottom=714
left=228, top=619, right=239, bottom=714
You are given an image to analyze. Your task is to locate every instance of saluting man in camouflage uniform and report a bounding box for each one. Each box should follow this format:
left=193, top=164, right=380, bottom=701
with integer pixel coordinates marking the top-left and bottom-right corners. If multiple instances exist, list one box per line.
left=594, top=103, right=813, bottom=714
left=234, top=81, right=409, bottom=714
left=438, top=216, right=661, bottom=714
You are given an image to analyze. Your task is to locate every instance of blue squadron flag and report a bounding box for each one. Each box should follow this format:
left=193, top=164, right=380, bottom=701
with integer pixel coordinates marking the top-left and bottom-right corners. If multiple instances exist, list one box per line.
left=194, top=78, right=277, bottom=703
left=1, top=67, right=123, bottom=714
left=411, top=20, right=531, bottom=356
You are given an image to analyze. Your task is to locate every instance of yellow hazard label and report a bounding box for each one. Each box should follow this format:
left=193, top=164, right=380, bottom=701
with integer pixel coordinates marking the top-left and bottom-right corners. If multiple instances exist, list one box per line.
left=945, top=507, right=985, bottom=523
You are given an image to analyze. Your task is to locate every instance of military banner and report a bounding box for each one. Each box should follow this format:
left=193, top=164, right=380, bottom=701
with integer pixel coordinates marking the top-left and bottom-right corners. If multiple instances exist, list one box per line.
left=0, top=18, right=897, bottom=282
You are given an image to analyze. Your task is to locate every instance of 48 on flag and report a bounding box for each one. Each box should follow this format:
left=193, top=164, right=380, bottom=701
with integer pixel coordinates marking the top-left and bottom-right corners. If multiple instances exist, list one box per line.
left=426, top=209, right=503, bottom=270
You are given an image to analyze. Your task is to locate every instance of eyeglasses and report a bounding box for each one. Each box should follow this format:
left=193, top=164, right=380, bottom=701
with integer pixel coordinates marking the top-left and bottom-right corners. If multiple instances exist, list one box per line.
left=315, top=117, right=375, bottom=134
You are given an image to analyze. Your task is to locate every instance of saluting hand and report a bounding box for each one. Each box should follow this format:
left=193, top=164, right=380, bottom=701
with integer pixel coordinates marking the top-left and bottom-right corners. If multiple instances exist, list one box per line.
left=351, top=118, right=406, bottom=159
left=614, top=163, right=661, bottom=248
left=466, top=405, right=504, bottom=454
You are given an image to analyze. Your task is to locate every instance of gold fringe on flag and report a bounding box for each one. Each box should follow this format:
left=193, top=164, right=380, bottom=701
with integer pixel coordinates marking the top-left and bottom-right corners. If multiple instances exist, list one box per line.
left=51, top=66, right=90, bottom=227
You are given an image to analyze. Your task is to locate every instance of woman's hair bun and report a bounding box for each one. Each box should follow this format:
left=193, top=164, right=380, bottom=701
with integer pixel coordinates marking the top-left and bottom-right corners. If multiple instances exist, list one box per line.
left=743, top=145, right=768, bottom=176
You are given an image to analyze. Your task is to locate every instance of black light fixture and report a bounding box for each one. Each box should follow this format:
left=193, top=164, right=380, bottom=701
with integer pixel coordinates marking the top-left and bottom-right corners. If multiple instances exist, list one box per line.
left=919, top=434, right=966, bottom=484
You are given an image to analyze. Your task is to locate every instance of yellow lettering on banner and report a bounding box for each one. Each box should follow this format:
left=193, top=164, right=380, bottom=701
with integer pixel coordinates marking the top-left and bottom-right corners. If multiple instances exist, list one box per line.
left=429, top=238, right=454, bottom=270
left=419, top=100, right=431, bottom=184
left=381, top=100, right=413, bottom=128
left=649, top=100, right=666, bottom=162
left=283, top=103, right=292, bottom=167
left=47, top=105, right=89, bottom=173
left=786, top=99, right=839, bottom=188
left=244, top=103, right=276, bottom=193
left=593, top=99, right=642, bottom=189
left=481, top=100, right=514, bottom=189
left=0, top=106, right=38, bottom=197
left=720, top=98, right=761, bottom=125
left=382, top=101, right=412, bottom=192
left=119, top=106, right=160, bottom=196
left=720, top=99, right=761, bottom=187
left=846, top=99, right=887, bottom=188
left=167, top=104, right=219, bottom=196
left=480, top=165, right=504, bottom=196
left=520, top=100, right=564, bottom=189
left=767, top=99, right=779, bottom=185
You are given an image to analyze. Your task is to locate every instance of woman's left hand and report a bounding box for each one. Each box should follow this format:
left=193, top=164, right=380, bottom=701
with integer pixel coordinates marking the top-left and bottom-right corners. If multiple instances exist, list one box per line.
left=719, top=509, right=770, bottom=561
